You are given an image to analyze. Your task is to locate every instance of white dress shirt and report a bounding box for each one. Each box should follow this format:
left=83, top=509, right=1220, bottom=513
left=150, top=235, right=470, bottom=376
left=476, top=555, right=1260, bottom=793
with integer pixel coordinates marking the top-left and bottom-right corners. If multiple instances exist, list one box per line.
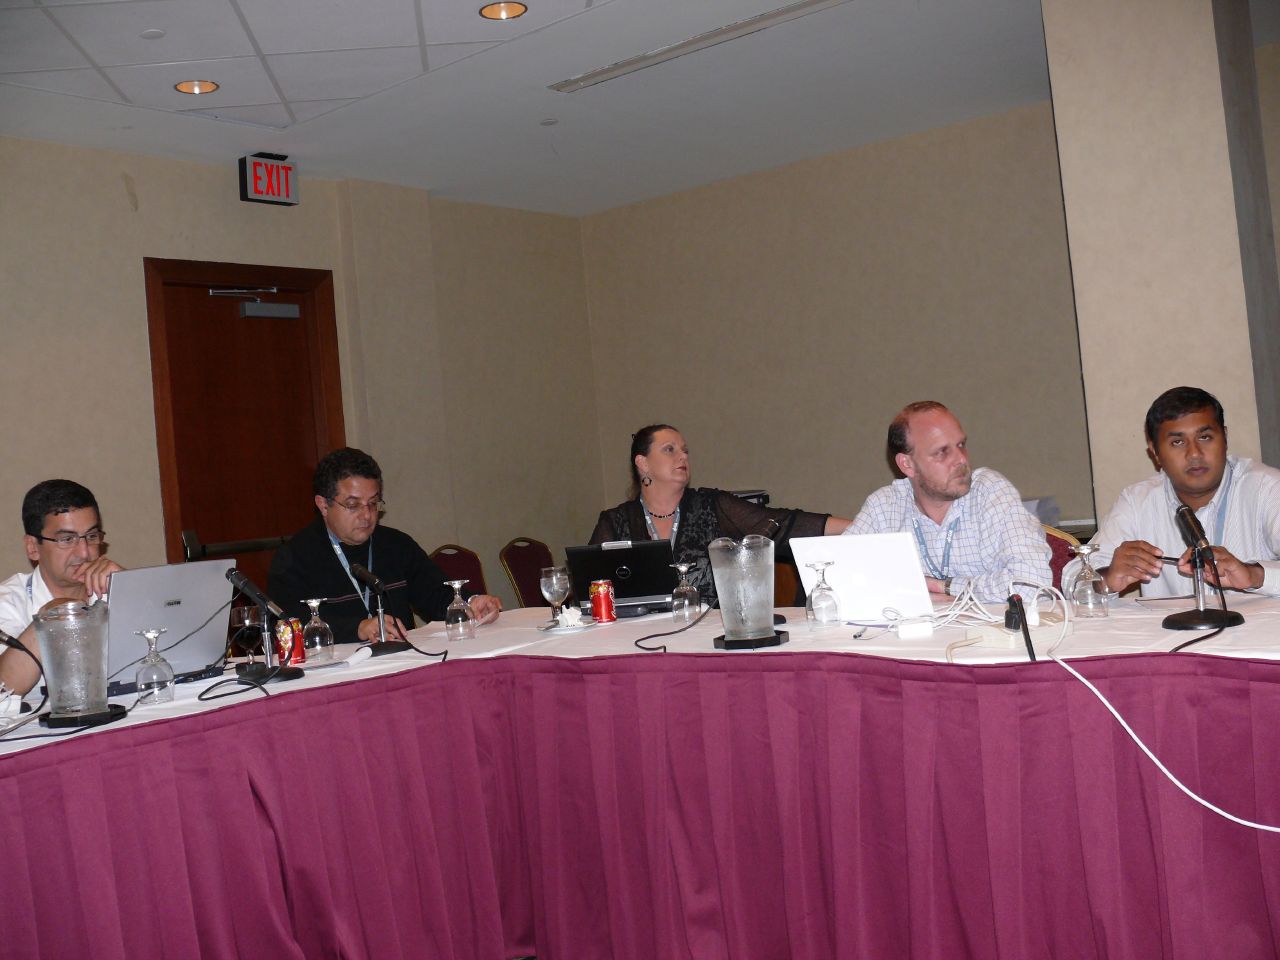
left=845, top=468, right=1051, bottom=602
left=0, top=566, right=52, bottom=640
left=1067, top=456, right=1280, bottom=598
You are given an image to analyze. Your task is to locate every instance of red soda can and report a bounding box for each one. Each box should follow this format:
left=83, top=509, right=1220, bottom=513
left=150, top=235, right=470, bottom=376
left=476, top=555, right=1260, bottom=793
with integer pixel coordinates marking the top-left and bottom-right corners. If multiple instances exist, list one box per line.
left=590, top=579, right=617, bottom=622
left=275, top=617, right=306, bottom=664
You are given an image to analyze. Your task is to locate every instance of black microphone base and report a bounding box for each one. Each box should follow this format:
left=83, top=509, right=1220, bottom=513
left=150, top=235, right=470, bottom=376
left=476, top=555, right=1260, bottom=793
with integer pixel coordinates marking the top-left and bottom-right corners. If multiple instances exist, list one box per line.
left=714, top=629, right=789, bottom=650
left=236, top=663, right=306, bottom=683
left=1162, top=608, right=1244, bottom=631
left=362, top=641, right=411, bottom=657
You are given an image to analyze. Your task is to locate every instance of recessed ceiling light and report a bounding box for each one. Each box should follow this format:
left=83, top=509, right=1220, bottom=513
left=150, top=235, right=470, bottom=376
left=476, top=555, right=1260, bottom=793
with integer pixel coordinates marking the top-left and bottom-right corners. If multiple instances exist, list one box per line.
left=539, top=118, right=558, bottom=126
left=174, top=80, right=219, bottom=95
left=139, top=28, right=166, bottom=40
left=479, top=2, right=527, bottom=20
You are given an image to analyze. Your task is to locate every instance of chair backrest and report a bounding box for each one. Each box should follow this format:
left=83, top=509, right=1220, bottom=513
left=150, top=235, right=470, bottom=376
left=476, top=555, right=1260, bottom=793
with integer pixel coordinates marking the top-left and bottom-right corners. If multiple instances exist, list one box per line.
left=500, top=537, right=555, bottom=607
left=1042, top=524, right=1080, bottom=591
left=429, top=543, right=488, bottom=595
left=775, top=560, right=802, bottom=607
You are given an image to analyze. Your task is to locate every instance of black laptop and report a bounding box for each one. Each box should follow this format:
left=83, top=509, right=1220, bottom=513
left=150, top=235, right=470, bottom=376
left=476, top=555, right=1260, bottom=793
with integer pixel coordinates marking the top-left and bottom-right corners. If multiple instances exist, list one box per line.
left=565, top=540, right=678, bottom=616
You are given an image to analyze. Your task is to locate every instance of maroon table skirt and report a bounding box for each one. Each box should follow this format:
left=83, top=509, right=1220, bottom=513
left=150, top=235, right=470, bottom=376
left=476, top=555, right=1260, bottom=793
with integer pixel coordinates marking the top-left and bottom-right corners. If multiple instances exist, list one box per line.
left=3, top=651, right=1280, bottom=960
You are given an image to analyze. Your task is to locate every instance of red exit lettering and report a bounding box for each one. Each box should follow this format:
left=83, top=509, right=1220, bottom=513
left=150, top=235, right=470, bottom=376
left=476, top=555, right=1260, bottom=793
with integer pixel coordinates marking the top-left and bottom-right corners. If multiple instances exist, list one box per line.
left=239, top=154, right=299, bottom=205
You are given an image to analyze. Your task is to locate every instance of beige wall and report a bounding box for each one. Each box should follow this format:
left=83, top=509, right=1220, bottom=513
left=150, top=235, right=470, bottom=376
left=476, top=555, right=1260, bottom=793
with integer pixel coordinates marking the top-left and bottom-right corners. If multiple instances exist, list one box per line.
left=427, top=197, right=603, bottom=585
left=581, top=101, right=1093, bottom=522
left=0, top=141, right=599, bottom=610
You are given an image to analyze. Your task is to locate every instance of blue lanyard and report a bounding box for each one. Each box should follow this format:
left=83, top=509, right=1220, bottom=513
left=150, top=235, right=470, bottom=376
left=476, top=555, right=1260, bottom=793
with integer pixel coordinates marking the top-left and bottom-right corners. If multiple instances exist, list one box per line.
left=641, top=501, right=680, bottom=544
left=327, top=529, right=373, bottom=615
left=910, top=514, right=958, bottom=580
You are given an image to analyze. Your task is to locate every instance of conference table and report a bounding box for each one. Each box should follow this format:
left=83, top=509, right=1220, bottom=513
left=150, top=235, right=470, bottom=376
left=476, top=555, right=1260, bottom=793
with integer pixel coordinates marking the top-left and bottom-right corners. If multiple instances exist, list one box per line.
left=3, top=594, right=1280, bottom=959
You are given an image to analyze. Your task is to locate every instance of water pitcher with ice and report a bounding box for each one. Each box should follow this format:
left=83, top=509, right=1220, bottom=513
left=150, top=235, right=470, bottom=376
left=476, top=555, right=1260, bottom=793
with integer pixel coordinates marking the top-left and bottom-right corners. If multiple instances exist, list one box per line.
left=33, top=599, right=110, bottom=720
left=707, top=534, right=787, bottom=649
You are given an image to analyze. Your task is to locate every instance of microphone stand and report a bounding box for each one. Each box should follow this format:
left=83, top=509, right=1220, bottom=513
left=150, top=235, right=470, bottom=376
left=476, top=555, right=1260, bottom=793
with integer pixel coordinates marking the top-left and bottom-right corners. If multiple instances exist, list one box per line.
left=365, top=586, right=410, bottom=657
left=236, top=597, right=305, bottom=683
left=1162, top=546, right=1244, bottom=630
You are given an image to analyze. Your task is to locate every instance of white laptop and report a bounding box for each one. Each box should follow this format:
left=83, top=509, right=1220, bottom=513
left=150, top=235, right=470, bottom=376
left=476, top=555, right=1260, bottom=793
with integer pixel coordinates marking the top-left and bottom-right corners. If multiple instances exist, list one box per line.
left=104, top=559, right=236, bottom=695
left=789, top=532, right=933, bottom=623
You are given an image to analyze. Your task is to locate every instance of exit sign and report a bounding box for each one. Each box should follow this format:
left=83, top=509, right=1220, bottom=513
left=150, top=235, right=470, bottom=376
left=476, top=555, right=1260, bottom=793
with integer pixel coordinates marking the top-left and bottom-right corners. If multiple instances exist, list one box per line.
left=238, top=153, right=299, bottom=205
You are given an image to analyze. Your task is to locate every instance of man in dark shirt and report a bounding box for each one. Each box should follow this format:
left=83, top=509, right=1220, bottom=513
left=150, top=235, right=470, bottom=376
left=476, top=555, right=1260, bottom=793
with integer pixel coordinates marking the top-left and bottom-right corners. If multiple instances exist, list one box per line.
left=268, top=448, right=501, bottom=644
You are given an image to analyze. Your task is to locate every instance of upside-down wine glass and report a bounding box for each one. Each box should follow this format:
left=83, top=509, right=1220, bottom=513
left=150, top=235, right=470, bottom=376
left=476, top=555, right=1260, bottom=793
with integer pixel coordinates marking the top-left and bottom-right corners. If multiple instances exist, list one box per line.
left=539, top=566, right=571, bottom=626
left=444, top=579, right=476, bottom=641
left=302, top=599, right=335, bottom=663
left=135, top=628, right=176, bottom=704
left=670, top=561, right=701, bottom=625
left=805, top=561, right=841, bottom=624
left=1069, top=543, right=1109, bottom=619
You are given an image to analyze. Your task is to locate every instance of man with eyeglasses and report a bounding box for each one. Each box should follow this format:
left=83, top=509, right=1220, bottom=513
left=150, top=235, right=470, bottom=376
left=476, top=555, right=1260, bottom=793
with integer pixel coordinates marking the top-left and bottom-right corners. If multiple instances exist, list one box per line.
left=0, top=479, right=124, bottom=696
left=269, top=447, right=501, bottom=645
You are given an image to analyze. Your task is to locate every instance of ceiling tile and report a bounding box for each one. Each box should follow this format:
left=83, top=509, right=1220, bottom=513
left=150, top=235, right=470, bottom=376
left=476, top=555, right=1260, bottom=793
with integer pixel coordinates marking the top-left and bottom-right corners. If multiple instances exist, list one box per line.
left=237, top=0, right=420, bottom=55
left=289, top=98, right=358, bottom=122
left=182, top=102, right=293, bottom=128
left=50, top=0, right=254, bottom=68
left=0, top=8, right=92, bottom=72
left=0, top=67, right=121, bottom=100
left=425, top=41, right=496, bottom=71
left=267, top=46, right=422, bottom=101
left=104, top=56, right=279, bottom=109
left=420, top=0, right=594, bottom=45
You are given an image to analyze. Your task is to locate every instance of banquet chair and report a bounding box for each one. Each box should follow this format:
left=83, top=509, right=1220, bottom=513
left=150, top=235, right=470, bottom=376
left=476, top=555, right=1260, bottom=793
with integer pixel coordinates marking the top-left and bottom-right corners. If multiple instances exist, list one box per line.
left=1042, top=524, right=1081, bottom=591
left=429, top=543, right=489, bottom=595
left=500, top=537, right=554, bottom=607
left=775, top=559, right=803, bottom=607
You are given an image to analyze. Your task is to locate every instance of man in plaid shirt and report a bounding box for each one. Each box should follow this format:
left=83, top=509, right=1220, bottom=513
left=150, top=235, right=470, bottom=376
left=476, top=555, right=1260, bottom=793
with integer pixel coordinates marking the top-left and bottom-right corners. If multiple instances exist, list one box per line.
left=844, top=401, right=1051, bottom=602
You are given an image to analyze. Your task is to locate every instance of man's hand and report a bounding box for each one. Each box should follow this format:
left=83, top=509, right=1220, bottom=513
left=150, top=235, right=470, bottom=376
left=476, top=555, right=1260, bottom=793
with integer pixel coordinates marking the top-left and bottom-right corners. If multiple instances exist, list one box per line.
left=1101, top=540, right=1164, bottom=593
left=924, top=577, right=946, bottom=596
left=468, top=594, right=502, bottom=624
left=358, top=615, right=409, bottom=643
left=70, top=558, right=123, bottom=601
left=1177, top=547, right=1264, bottom=591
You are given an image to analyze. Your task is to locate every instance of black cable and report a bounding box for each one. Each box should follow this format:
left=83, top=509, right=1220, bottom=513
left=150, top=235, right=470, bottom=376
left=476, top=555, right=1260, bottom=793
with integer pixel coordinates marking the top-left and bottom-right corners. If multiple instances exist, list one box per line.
left=197, top=673, right=273, bottom=702
left=0, top=632, right=49, bottom=722
left=1172, top=552, right=1228, bottom=660
left=633, top=601, right=718, bottom=653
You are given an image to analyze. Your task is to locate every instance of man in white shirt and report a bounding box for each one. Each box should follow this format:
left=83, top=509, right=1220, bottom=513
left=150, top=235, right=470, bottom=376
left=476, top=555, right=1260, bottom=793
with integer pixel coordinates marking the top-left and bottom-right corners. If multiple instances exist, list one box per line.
left=845, top=401, right=1050, bottom=602
left=1075, top=387, right=1280, bottom=598
left=0, top=480, right=123, bottom=696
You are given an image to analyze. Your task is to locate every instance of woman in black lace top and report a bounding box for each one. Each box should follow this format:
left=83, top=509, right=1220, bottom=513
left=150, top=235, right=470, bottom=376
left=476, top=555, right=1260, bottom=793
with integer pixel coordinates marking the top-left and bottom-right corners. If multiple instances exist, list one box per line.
left=588, top=425, right=851, bottom=601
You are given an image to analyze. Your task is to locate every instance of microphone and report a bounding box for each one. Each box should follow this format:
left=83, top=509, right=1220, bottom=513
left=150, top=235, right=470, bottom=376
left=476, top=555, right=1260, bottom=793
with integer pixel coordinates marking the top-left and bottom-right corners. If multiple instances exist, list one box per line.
left=349, top=563, right=386, bottom=596
left=225, top=569, right=285, bottom=619
left=1175, top=504, right=1210, bottom=552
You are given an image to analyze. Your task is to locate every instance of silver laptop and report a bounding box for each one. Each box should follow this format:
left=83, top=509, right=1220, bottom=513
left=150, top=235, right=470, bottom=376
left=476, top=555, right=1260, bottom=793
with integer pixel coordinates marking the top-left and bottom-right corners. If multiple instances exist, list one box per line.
left=104, top=559, right=236, bottom=695
left=790, top=533, right=933, bottom=622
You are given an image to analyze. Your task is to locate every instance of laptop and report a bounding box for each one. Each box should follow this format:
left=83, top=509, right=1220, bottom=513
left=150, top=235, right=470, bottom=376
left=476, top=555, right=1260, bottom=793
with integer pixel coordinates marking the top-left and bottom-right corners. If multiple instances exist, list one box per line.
left=789, top=532, right=933, bottom=623
left=104, top=558, right=236, bottom=695
left=566, top=540, right=678, bottom=615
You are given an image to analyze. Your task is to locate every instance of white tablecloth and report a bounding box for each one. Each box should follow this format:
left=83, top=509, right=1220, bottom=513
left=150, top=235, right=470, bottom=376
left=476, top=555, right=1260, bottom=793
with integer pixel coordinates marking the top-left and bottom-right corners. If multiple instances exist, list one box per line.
left=2, top=593, right=1275, bottom=758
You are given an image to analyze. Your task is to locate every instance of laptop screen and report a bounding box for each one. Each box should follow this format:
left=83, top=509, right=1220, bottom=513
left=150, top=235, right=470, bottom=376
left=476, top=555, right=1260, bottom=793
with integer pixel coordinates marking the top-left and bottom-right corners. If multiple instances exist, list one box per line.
left=789, top=532, right=932, bottom=622
left=565, top=540, right=677, bottom=608
left=105, top=558, right=236, bottom=693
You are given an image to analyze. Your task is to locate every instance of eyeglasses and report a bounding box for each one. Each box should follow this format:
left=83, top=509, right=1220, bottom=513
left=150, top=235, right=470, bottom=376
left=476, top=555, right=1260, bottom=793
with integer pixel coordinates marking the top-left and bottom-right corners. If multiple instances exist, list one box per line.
left=327, top=497, right=386, bottom=515
left=34, top=528, right=104, bottom=548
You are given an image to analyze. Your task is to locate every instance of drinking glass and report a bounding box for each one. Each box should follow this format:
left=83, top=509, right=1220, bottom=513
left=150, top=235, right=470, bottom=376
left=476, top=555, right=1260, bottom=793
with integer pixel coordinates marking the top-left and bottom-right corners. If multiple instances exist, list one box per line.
left=539, top=566, right=571, bottom=625
left=135, top=628, right=175, bottom=704
left=302, top=599, right=335, bottom=663
left=670, top=561, right=701, bottom=624
left=805, top=561, right=841, bottom=624
left=444, top=580, right=476, bottom=642
left=1069, top=544, right=1109, bottom=619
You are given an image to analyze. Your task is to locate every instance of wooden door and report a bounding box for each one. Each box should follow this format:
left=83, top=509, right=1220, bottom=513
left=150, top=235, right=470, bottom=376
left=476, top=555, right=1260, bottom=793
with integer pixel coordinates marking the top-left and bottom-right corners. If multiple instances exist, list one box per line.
left=144, top=258, right=345, bottom=587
